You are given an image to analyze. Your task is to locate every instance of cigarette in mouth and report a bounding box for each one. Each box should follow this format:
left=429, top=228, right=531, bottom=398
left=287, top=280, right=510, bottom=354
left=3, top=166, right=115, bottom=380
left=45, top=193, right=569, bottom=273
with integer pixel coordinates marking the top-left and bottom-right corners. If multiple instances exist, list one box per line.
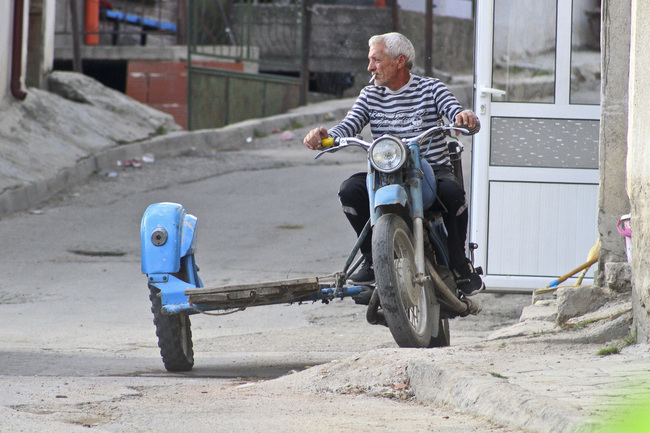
left=369, top=75, right=375, bottom=83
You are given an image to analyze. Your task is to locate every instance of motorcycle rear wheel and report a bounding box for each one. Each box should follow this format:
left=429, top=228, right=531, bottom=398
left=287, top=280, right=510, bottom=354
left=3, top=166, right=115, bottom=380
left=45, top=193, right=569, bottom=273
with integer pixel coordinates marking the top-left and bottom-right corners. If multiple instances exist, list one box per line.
left=149, top=285, right=194, bottom=372
left=373, top=214, right=435, bottom=348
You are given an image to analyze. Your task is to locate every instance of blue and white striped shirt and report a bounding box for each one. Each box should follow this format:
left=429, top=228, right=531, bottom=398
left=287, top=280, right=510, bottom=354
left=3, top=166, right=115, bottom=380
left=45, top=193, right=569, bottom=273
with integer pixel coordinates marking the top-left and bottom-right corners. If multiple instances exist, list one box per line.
left=328, top=75, right=464, bottom=167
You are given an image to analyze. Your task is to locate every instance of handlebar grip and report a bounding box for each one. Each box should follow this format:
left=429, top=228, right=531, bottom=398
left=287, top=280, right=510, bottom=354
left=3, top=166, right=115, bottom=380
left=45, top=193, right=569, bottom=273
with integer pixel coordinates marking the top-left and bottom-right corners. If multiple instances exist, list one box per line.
left=321, top=138, right=335, bottom=148
left=453, top=118, right=481, bottom=135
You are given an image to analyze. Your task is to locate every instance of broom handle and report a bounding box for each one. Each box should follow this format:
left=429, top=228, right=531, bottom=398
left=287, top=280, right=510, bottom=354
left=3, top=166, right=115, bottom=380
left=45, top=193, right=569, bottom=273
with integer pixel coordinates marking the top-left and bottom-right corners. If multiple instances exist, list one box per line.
left=547, top=256, right=599, bottom=288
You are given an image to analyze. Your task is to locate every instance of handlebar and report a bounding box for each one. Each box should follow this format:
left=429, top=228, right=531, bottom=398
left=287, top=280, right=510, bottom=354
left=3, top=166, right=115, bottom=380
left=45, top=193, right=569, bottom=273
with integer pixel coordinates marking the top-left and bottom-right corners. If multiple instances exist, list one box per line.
left=315, top=121, right=479, bottom=159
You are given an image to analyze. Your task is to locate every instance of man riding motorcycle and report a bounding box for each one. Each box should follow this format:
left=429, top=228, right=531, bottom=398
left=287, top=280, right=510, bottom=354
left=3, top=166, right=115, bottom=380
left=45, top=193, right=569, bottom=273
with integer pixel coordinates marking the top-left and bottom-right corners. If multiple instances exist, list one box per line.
left=303, top=32, right=484, bottom=296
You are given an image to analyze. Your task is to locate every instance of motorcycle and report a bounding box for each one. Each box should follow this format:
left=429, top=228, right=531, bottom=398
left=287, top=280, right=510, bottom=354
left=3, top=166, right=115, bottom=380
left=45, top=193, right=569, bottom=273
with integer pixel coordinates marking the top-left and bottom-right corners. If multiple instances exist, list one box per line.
left=140, top=123, right=482, bottom=372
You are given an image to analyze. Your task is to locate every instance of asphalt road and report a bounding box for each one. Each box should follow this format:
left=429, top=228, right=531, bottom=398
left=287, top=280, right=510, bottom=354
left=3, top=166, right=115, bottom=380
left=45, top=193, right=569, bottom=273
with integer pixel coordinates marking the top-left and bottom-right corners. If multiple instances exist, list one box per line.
left=0, top=124, right=530, bottom=432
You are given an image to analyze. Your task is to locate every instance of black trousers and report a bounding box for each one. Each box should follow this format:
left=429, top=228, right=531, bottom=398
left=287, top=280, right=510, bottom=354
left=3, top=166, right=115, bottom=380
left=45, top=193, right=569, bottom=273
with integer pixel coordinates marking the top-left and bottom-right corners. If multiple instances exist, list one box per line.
left=338, top=167, right=468, bottom=271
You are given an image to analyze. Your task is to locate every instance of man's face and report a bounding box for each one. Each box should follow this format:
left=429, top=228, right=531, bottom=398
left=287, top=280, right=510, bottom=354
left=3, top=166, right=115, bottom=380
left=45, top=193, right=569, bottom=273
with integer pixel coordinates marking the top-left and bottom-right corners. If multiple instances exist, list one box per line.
left=367, top=41, right=402, bottom=89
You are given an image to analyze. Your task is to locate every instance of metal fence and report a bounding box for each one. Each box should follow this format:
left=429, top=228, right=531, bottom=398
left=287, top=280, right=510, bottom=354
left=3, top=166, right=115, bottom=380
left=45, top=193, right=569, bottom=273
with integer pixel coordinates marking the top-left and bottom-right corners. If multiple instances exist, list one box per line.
left=188, top=0, right=305, bottom=70
left=187, top=0, right=308, bottom=130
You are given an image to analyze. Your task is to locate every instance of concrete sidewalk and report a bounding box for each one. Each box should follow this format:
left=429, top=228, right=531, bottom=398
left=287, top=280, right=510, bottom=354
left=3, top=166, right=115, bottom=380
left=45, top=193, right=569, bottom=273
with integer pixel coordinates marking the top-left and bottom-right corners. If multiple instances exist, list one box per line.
left=277, top=292, right=647, bottom=433
left=3, top=76, right=648, bottom=433
left=408, top=317, right=650, bottom=433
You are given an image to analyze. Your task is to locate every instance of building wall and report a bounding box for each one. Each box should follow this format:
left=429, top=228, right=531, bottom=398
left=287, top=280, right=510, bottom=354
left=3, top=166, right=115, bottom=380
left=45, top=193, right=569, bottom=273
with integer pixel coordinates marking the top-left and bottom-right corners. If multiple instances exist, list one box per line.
left=1, top=0, right=12, bottom=100
left=628, top=0, right=650, bottom=343
left=42, top=0, right=56, bottom=81
left=3, top=0, right=55, bottom=99
left=597, top=0, right=631, bottom=279
left=2, top=0, right=31, bottom=100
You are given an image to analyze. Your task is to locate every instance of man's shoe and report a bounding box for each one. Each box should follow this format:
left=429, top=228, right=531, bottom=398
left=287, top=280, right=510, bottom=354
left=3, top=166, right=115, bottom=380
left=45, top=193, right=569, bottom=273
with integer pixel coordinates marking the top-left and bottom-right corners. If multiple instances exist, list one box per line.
left=347, top=259, right=375, bottom=285
left=454, top=263, right=485, bottom=297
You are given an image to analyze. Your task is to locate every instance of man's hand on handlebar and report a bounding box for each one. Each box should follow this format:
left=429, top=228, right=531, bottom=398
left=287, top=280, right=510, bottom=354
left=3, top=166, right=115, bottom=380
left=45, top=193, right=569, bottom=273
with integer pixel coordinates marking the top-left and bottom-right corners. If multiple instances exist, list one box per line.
left=453, top=110, right=480, bottom=135
left=304, top=126, right=329, bottom=150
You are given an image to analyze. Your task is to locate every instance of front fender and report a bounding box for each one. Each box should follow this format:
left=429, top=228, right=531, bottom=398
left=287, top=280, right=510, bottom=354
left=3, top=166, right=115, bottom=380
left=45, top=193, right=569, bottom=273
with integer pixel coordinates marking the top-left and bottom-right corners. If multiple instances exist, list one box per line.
left=141, top=202, right=197, bottom=275
left=374, top=184, right=409, bottom=211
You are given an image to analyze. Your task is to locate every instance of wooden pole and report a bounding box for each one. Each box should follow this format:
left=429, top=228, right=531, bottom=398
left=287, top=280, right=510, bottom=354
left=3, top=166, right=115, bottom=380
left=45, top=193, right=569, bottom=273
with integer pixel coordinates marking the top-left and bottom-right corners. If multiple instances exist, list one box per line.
left=425, top=0, right=433, bottom=77
left=300, top=0, right=312, bottom=105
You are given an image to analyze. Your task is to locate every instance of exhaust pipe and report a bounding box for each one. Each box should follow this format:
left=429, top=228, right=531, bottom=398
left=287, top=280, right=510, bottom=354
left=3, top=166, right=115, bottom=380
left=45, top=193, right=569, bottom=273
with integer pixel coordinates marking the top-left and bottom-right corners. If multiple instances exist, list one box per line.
left=426, top=261, right=482, bottom=317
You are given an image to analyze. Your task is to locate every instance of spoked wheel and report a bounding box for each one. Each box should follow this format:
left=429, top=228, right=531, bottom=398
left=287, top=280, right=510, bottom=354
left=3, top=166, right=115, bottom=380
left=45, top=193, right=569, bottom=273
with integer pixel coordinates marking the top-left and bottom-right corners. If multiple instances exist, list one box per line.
left=373, top=214, right=436, bottom=348
left=149, top=286, right=194, bottom=372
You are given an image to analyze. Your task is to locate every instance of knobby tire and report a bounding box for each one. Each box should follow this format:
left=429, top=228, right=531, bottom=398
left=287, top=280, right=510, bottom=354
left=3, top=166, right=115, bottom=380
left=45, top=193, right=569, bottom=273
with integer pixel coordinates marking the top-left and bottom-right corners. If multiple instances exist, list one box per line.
left=149, top=285, right=194, bottom=372
left=373, top=214, right=436, bottom=348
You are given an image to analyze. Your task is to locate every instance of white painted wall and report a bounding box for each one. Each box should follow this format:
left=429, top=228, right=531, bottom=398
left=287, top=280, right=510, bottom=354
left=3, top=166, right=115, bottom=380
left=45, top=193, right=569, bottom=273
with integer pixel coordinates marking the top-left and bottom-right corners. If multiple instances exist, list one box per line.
left=43, top=0, right=57, bottom=79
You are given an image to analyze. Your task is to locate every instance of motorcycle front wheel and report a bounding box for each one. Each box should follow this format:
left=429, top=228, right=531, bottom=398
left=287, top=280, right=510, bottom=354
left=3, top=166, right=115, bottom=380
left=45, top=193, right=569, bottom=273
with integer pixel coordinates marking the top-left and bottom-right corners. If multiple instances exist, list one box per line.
left=373, top=214, right=435, bottom=348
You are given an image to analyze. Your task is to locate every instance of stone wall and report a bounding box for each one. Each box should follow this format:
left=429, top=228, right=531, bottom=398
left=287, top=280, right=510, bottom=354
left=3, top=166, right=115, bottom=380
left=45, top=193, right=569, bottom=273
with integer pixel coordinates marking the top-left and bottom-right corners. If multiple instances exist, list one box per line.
left=628, top=0, right=650, bottom=343
left=226, top=5, right=474, bottom=96
left=597, top=0, right=631, bottom=281
left=398, top=10, right=474, bottom=75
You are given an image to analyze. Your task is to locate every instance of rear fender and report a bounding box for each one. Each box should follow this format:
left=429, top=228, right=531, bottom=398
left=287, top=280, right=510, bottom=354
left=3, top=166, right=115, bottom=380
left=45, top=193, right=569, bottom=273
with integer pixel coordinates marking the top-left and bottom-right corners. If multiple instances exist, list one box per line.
left=141, top=202, right=202, bottom=311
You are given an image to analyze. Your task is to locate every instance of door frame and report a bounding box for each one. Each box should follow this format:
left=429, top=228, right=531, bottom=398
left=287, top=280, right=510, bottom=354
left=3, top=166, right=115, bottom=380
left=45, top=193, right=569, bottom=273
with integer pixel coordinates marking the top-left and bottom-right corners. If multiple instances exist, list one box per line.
left=470, top=0, right=601, bottom=291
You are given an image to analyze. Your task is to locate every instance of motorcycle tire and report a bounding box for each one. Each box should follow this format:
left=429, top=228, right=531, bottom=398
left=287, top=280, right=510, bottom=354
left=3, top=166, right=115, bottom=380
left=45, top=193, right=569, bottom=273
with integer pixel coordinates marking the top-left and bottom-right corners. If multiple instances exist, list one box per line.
left=149, top=285, right=194, bottom=372
left=373, top=214, right=435, bottom=348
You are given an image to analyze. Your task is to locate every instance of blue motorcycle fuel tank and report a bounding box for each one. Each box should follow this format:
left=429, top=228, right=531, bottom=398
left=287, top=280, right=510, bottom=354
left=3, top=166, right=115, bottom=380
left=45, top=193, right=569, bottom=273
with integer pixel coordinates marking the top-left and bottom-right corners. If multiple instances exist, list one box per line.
left=421, top=161, right=437, bottom=210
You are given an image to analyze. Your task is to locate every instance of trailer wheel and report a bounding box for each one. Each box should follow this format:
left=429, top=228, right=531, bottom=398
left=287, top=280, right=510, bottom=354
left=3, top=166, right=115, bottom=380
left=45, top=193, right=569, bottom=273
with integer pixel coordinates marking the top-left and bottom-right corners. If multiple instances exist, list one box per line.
left=149, top=286, right=194, bottom=372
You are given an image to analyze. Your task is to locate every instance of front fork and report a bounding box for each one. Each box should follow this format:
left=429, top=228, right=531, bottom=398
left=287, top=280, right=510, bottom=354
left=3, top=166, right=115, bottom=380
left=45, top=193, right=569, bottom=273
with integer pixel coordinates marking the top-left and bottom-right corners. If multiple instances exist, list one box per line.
left=412, top=217, right=429, bottom=286
left=367, top=144, right=431, bottom=286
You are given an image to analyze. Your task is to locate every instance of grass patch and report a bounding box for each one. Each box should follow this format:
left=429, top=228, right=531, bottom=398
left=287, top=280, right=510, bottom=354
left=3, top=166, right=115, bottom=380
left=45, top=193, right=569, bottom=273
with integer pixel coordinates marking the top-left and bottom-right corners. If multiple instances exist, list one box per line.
left=597, top=346, right=620, bottom=356
left=560, top=317, right=603, bottom=331
left=595, top=328, right=636, bottom=357
left=623, top=328, right=637, bottom=347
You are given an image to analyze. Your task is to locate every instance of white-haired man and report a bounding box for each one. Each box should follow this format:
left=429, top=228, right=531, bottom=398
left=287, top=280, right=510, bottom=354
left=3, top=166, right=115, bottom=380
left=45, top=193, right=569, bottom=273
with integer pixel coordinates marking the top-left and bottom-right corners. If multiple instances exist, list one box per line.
left=303, top=32, right=484, bottom=296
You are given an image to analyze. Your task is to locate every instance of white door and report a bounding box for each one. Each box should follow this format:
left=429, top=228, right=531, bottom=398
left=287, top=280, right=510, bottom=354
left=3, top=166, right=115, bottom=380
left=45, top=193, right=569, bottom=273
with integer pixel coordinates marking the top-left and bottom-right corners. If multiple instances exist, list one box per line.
left=471, top=0, right=601, bottom=291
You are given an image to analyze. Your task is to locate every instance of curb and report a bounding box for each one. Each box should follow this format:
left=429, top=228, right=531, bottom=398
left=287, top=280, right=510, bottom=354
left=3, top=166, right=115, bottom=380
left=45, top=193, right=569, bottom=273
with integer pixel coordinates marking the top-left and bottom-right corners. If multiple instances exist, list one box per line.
left=407, top=358, right=592, bottom=433
left=0, top=99, right=353, bottom=219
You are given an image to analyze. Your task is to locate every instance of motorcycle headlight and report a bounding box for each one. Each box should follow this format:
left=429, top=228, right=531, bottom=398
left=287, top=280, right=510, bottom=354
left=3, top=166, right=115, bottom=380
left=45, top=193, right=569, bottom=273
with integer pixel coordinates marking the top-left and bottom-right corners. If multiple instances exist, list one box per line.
left=369, top=136, right=407, bottom=173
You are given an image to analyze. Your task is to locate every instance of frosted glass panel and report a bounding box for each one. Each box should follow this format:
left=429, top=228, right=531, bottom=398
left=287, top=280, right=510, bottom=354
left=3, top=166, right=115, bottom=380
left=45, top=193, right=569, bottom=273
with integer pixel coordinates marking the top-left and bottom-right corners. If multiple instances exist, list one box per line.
left=490, top=118, right=599, bottom=169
